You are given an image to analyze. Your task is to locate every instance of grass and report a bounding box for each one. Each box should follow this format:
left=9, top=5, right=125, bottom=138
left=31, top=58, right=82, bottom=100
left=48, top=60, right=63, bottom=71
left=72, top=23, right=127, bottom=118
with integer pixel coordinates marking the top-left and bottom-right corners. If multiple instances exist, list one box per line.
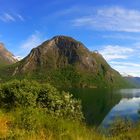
left=0, top=109, right=140, bottom=140
left=0, top=109, right=104, bottom=140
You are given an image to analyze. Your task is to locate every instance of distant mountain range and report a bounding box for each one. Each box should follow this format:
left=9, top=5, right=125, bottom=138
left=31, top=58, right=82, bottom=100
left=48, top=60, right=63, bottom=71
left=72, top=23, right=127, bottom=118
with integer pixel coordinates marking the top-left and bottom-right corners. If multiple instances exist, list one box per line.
left=0, top=36, right=131, bottom=88
left=124, top=76, right=140, bottom=87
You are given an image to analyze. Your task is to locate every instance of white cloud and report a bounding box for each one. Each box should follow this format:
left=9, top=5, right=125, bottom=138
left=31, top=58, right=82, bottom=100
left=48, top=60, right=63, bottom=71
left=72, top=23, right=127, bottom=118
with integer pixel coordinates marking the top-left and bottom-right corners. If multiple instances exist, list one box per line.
left=18, top=31, right=46, bottom=57
left=102, top=34, right=140, bottom=41
left=109, top=61, right=140, bottom=76
left=99, top=44, right=140, bottom=76
left=0, top=13, right=24, bottom=22
left=72, top=6, right=140, bottom=32
left=21, top=33, right=41, bottom=49
left=16, top=14, right=24, bottom=21
left=111, top=64, right=140, bottom=77
left=0, top=13, right=15, bottom=22
left=110, top=61, right=140, bottom=67
left=99, top=45, right=134, bottom=61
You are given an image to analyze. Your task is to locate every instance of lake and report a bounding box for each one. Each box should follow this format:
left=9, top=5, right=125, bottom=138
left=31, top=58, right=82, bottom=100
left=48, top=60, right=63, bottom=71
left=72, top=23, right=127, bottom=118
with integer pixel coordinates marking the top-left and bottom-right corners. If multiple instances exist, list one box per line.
left=67, top=88, right=140, bottom=127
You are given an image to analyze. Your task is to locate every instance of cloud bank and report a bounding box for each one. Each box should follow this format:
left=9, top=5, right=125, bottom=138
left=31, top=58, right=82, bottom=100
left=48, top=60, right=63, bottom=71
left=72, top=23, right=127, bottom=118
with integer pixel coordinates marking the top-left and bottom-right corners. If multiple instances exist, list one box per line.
left=99, top=44, right=140, bottom=76
left=72, top=6, right=140, bottom=32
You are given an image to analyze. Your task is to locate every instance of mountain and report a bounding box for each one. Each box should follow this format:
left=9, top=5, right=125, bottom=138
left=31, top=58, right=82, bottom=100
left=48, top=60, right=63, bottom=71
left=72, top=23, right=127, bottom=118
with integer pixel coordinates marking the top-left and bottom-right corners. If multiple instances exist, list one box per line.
left=125, top=76, right=140, bottom=87
left=0, top=43, right=17, bottom=66
left=0, top=36, right=130, bottom=88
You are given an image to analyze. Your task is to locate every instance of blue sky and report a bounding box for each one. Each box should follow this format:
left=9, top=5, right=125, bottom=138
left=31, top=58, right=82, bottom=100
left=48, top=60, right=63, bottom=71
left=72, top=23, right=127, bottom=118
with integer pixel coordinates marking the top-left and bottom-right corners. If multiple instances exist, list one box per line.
left=0, top=0, right=140, bottom=76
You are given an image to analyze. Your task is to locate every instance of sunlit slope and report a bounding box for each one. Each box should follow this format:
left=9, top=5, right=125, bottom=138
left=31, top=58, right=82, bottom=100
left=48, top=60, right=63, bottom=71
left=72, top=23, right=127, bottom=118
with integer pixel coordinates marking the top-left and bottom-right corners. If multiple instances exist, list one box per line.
left=0, top=36, right=131, bottom=88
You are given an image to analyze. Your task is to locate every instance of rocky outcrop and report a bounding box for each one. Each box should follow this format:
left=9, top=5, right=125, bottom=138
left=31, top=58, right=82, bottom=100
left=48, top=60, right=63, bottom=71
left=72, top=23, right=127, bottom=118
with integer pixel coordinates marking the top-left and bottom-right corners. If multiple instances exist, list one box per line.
left=0, top=43, right=17, bottom=65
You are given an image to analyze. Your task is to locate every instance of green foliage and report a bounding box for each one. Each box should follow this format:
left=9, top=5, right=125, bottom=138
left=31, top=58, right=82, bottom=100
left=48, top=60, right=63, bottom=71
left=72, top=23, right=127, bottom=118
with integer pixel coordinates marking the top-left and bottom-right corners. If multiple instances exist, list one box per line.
left=0, top=80, right=83, bottom=120
left=37, top=86, right=83, bottom=120
left=0, top=80, right=39, bottom=109
left=47, top=66, right=81, bottom=87
left=11, top=107, right=83, bottom=133
left=13, top=108, right=41, bottom=131
left=108, top=118, right=133, bottom=136
left=0, top=60, right=131, bottom=88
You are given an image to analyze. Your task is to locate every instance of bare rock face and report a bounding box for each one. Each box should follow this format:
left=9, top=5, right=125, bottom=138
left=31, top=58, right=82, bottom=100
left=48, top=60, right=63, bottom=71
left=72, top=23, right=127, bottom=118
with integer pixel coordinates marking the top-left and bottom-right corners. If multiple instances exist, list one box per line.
left=15, top=36, right=99, bottom=73
left=0, top=43, right=18, bottom=65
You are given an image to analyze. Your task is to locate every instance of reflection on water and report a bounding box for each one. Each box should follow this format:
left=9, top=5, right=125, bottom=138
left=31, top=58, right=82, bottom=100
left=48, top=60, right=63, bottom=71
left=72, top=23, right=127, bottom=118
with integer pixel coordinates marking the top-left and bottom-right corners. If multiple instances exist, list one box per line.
left=67, top=88, right=121, bottom=126
left=119, top=89, right=140, bottom=98
left=102, top=89, right=140, bottom=127
left=67, top=88, right=140, bottom=127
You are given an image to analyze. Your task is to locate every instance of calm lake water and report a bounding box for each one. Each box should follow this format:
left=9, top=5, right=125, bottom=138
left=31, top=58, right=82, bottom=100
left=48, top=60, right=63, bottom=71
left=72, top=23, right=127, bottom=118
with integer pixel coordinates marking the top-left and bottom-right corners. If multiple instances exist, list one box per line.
left=67, top=88, right=140, bottom=127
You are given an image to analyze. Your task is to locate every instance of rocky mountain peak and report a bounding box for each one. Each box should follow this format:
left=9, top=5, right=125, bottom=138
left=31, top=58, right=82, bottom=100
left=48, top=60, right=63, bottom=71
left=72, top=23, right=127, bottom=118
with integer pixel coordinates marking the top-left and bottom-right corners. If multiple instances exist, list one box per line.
left=0, top=42, right=18, bottom=65
left=15, top=35, right=97, bottom=73
left=40, top=35, right=89, bottom=52
left=0, top=43, right=5, bottom=47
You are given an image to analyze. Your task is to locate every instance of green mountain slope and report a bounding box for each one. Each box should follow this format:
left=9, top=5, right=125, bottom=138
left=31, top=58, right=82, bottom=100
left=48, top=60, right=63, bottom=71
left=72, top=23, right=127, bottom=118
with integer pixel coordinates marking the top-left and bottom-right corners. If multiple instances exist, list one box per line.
left=0, top=36, right=130, bottom=88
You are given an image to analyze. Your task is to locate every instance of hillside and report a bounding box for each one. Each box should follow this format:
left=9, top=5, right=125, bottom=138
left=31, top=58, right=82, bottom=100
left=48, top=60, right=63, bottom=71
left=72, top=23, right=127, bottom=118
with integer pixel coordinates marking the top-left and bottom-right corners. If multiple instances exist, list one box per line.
left=125, top=76, right=140, bottom=87
left=0, top=36, right=130, bottom=88
left=0, top=43, right=17, bottom=66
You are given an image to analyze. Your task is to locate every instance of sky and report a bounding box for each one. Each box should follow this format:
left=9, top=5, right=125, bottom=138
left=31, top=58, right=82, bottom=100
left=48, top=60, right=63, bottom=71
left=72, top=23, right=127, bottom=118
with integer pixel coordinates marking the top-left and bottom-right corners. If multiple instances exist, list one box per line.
left=0, top=0, right=140, bottom=76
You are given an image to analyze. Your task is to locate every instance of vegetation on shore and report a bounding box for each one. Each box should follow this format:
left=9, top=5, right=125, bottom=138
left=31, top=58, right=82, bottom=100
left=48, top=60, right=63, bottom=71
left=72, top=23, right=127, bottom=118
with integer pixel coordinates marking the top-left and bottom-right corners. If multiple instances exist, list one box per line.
left=0, top=79, right=139, bottom=140
left=1, top=109, right=140, bottom=140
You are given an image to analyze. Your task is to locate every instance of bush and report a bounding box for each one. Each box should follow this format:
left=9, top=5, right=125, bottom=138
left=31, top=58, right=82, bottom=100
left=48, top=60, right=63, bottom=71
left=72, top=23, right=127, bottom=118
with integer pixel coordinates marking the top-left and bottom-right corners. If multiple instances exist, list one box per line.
left=37, top=84, right=83, bottom=120
left=0, top=80, right=83, bottom=120
left=108, top=118, right=133, bottom=136
left=0, top=80, right=39, bottom=109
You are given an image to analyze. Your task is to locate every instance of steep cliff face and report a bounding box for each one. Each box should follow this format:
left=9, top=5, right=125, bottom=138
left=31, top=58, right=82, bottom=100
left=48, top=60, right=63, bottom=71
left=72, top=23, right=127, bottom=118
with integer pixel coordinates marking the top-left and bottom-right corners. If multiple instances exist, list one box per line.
left=0, top=43, right=17, bottom=65
left=7, top=36, right=128, bottom=88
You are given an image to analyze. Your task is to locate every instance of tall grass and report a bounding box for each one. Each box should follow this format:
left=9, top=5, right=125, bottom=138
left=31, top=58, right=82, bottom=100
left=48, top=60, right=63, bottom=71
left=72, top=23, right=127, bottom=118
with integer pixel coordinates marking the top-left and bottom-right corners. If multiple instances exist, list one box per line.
left=1, top=109, right=140, bottom=139
left=0, top=109, right=104, bottom=140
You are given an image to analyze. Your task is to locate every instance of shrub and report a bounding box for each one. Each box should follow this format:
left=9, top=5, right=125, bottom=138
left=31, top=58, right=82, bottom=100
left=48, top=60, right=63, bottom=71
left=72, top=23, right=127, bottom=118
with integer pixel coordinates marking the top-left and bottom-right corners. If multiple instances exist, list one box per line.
left=0, top=80, right=83, bottom=121
left=37, top=84, right=83, bottom=120
left=108, top=118, right=133, bottom=136
left=0, top=80, right=39, bottom=109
